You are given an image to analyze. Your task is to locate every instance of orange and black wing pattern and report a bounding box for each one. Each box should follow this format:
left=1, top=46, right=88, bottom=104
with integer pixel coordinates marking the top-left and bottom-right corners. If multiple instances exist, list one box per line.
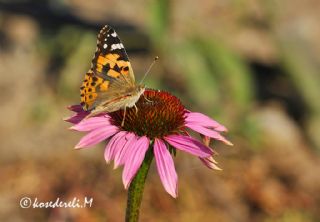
left=80, top=25, right=134, bottom=111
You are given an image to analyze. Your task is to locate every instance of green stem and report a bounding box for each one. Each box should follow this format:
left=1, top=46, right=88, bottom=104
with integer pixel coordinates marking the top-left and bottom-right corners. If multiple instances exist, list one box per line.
left=125, top=147, right=153, bottom=222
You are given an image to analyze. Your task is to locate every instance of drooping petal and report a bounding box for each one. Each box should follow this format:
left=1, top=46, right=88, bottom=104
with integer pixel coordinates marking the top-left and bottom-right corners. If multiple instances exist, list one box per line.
left=186, top=123, right=233, bottom=146
left=64, top=112, right=89, bottom=124
left=164, top=135, right=213, bottom=158
left=114, top=133, right=137, bottom=169
left=201, top=135, right=210, bottom=147
left=154, top=138, right=178, bottom=198
left=200, top=156, right=222, bottom=171
left=200, top=135, right=218, bottom=155
left=75, top=125, right=119, bottom=149
left=70, top=116, right=112, bottom=131
left=185, top=111, right=227, bottom=132
left=67, top=105, right=84, bottom=113
left=122, top=136, right=150, bottom=189
left=104, top=131, right=127, bottom=163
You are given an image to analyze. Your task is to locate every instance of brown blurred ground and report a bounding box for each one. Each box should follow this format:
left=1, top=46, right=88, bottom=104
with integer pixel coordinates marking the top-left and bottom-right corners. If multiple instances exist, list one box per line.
left=0, top=0, right=320, bottom=221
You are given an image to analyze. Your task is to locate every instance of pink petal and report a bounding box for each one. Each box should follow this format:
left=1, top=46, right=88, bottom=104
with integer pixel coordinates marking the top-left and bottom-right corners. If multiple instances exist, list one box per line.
left=164, top=135, right=213, bottom=158
left=200, top=156, right=222, bottom=171
left=154, top=138, right=178, bottom=198
left=201, top=135, right=210, bottom=147
left=64, top=112, right=89, bottom=124
left=67, top=105, right=84, bottom=113
left=70, top=116, right=112, bottom=131
left=185, top=112, right=227, bottom=132
left=122, top=136, right=150, bottom=189
left=75, top=125, right=119, bottom=149
left=114, top=133, right=137, bottom=169
left=186, top=123, right=233, bottom=146
left=104, top=131, right=128, bottom=163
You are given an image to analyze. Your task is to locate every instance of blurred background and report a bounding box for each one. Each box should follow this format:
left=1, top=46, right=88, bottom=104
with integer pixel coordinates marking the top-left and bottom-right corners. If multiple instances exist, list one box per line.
left=1, top=0, right=320, bottom=221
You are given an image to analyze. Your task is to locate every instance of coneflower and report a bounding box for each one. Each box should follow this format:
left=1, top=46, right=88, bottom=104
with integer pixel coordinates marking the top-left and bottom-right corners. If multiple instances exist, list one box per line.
left=65, top=89, right=232, bottom=219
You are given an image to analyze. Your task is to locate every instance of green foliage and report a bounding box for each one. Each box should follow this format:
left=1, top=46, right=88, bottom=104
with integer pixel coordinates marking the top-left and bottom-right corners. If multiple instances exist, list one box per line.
left=264, top=210, right=314, bottom=222
left=148, top=0, right=170, bottom=44
left=38, top=26, right=96, bottom=100
left=28, top=96, right=53, bottom=123
left=147, top=0, right=254, bottom=128
left=56, top=29, right=96, bottom=99
left=278, top=33, right=320, bottom=150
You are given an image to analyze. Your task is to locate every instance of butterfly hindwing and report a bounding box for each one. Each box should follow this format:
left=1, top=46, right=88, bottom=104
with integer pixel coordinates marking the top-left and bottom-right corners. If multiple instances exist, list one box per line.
left=80, top=70, right=107, bottom=110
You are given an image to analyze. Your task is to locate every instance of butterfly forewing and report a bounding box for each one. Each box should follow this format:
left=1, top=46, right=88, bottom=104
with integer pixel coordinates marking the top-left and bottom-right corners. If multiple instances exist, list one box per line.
left=80, top=25, right=137, bottom=111
left=91, top=26, right=131, bottom=77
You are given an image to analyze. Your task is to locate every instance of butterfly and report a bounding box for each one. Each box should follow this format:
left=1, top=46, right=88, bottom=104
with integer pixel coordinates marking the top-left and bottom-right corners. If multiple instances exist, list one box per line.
left=80, top=25, right=145, bottom=125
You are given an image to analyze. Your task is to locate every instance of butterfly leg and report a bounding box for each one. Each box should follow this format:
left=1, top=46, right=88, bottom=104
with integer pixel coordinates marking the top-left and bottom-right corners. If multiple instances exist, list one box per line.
left=121, top=106, right=127, bottom=127
left=134, top=104, right=138, bottom=114
left=143, top=94, right=153, bottom=104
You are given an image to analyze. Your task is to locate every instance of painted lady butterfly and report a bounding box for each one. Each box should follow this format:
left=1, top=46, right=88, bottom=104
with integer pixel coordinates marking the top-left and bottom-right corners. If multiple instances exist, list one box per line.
left=80, top=25, right=145, bottom=123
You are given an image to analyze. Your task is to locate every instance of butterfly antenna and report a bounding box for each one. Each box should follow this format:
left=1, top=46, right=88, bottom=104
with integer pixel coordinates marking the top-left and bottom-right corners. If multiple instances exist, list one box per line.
left=140, top=56, right=159, bottom=84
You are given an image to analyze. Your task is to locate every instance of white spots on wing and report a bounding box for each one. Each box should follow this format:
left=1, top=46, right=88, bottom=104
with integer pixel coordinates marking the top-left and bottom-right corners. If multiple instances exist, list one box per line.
left=103, top=43, right=108, bottom=49
left=111, top=32, right=117, bottom=37
left=104, top=38, right=107, bottom=41
left=101, top=30, right=107, bottom=36
left=111, top=43, right=124, bottom=50
left=111, top=44, right=118, bottom=50
left=107, top=34, right=110, bottom=37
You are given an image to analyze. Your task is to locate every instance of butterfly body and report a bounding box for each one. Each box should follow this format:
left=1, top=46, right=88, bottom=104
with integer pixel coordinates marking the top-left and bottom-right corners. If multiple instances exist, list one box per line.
left=80, top=25, right=144, bottom=118
left=86, top=84, right=145, bottom=118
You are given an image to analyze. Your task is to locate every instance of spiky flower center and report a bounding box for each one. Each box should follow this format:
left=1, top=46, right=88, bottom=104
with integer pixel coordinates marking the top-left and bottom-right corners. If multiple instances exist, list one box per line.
left=109, top=89, right=186, bottom=139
